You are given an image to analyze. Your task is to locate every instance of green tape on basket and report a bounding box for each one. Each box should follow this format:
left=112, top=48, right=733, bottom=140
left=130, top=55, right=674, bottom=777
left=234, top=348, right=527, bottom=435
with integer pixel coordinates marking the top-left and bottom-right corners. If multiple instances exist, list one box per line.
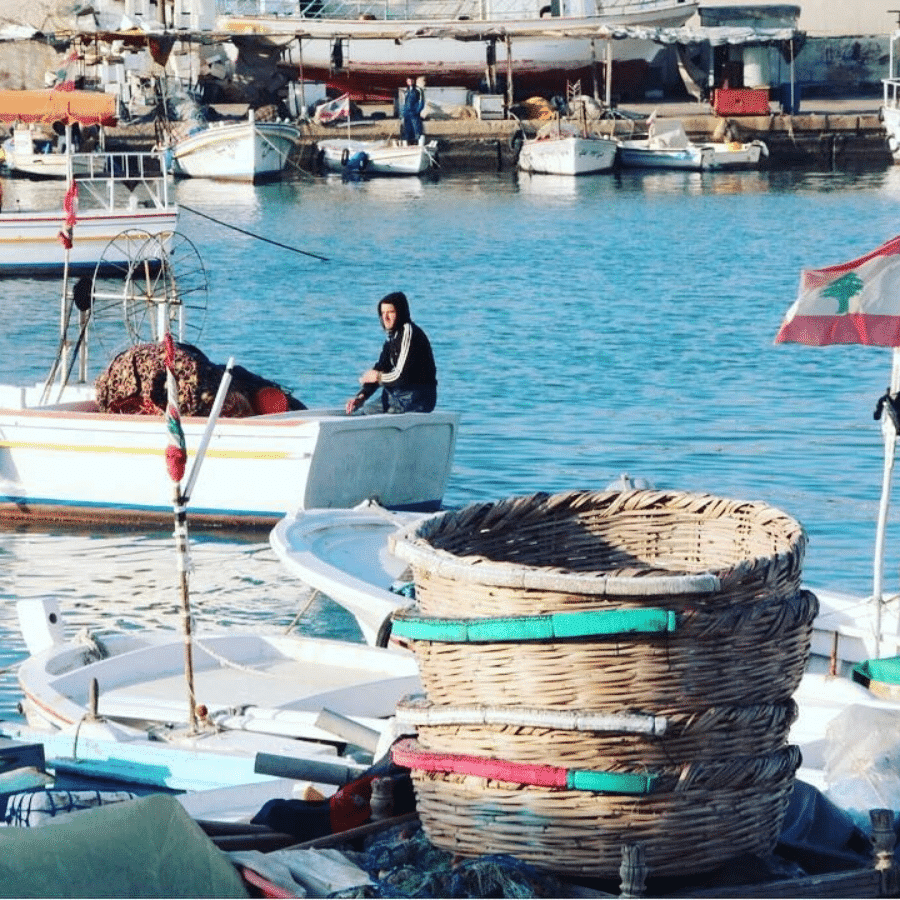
left=391, top=608, right=678, bottom=643
left=567, top=770, right=659, bottom=794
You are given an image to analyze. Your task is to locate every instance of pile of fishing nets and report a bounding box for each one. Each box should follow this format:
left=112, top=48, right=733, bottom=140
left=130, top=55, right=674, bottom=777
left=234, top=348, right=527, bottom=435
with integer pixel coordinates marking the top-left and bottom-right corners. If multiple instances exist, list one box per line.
left=516, top=96, right=556, bottom=120
left=335, top=821, right=570, bottom=898
left=95, top=341, right=305, bottom=417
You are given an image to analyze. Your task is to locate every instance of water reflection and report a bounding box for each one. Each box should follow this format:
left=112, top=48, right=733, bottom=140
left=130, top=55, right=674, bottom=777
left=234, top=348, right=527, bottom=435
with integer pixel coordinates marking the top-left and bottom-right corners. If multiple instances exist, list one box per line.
left=0, top=529, right=363, bottom=720
left=175, top=178, right=263, bottom=213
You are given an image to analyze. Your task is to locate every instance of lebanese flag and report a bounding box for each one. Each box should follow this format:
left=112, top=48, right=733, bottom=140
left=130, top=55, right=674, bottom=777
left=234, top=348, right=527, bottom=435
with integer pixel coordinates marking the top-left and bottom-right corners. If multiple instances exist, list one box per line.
left=775, top=234, right=900, bottom=347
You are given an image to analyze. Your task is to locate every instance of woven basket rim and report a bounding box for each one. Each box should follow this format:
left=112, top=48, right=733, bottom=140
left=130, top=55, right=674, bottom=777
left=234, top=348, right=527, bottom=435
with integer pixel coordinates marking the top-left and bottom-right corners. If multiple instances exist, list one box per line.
left=391, top=489, right=804, bottom=595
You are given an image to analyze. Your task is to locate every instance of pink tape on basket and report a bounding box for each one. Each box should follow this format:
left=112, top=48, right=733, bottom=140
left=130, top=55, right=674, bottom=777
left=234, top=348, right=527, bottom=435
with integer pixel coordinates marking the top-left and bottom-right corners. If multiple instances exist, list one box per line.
left=391, top=737, right=568, bottom=788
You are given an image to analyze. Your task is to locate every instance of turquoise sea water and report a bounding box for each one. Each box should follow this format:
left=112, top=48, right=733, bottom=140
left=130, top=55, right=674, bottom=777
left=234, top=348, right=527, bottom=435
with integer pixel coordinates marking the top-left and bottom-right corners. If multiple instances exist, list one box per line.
left=2, top=163, right=900, bottom=718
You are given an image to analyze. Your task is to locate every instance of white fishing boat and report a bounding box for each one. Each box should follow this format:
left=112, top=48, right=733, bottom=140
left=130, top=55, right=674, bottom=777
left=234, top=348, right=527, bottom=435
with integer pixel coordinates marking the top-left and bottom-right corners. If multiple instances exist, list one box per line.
left=316, top=137, right=438, bottom=176
left=270, top=476, right=651, bottom=645
left=166, top=111, right=302, bottom=182
left=0, top=232, right=458, bottom=529
left=1, top=123, right=92, bottom=180
left=0, top=397, right=458, bottom=528
left=618, top=118, right=714, bottom=170
left=882, top=22, right=900, bottom=163
left=14, top=597, right=420, bottom=774
left=219, top=0, right=699, bottom=102
left=0, top=89, right=178, bottom=275
left=270, top=502, right=427, bottom=646
left=516, top=122, right=618, bottom=175
left=703, top=137, right=768, bottom=170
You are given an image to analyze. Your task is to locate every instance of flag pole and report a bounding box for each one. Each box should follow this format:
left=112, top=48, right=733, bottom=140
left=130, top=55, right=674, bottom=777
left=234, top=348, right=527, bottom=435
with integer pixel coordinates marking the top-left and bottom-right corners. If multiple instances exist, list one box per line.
left=163, top=334, right=196, bottom=732
left=873, top=347, right=900, bottom=658
left=164, top=337, right=235, bottom=733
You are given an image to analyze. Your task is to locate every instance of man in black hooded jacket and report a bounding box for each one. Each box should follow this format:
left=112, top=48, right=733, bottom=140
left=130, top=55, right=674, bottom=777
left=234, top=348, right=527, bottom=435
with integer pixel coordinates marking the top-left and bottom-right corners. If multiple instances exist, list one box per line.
left=345, top=291, right=437, bottom=414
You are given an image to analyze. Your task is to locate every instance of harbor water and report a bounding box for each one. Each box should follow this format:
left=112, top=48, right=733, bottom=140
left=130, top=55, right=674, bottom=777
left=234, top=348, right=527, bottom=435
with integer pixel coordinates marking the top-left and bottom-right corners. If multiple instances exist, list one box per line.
left=2, top=163, right=900, bottom=719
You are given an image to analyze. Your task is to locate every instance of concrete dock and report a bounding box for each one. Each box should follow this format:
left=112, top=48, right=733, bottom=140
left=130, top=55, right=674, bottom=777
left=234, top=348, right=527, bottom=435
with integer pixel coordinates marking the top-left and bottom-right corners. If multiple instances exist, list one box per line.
left=288, top=95, right=894, bottom=172
left=106, top=95, right=894, bottom=173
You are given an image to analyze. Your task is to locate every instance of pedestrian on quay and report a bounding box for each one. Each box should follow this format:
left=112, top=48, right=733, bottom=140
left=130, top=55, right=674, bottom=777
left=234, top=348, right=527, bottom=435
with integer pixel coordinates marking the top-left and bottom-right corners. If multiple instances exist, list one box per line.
left=400, top=76, right=426, bottom=145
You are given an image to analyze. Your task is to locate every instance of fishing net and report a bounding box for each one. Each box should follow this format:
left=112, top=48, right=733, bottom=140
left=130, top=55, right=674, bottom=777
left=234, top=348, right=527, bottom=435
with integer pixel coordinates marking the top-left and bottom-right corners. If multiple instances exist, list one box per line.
left=94, top=341, right=305, bottom=417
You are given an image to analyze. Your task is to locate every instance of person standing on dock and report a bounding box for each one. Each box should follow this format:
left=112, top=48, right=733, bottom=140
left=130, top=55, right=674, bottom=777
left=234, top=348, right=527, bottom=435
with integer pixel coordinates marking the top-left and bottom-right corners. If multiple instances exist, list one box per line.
left=400, top=76, right=426, bottom=145
left=346, top=291, right=437, bottom=414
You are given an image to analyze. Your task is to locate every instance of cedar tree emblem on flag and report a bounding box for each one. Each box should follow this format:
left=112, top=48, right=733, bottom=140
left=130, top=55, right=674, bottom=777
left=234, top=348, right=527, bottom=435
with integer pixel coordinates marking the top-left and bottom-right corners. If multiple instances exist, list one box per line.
left=775, top=234, right=900, bottom=347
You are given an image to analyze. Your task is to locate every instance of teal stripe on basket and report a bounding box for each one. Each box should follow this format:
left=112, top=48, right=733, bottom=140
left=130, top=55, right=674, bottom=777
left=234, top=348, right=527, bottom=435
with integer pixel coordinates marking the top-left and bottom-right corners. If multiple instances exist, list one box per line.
left=391, top=608, right=678, bottom=643
left=566, top=770, right=659, bottom=794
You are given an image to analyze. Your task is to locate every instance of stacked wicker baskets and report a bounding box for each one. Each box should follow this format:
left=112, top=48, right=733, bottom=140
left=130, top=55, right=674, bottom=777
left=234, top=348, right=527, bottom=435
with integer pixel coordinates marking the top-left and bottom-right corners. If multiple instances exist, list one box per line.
left=388, top=488, right=816, bottom=879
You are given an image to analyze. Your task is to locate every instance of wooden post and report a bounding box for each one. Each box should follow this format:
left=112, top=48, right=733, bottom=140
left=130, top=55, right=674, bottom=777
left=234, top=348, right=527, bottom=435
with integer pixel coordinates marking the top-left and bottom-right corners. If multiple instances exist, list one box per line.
left=619, top=843, right=647, bottom=898
left=485, top=38, right=497, bottom=94
left=605, top=39, right=612, bottom=109
left=87, top=677, right=99, bottom=721
left=505, top=35, right=513, bottom=114
left=870, top=808, right=898, bottom=896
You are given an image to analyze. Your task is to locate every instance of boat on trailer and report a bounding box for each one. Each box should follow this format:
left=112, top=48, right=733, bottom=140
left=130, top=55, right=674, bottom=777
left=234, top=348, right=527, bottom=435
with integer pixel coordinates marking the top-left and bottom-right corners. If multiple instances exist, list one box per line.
left=218, top=0, right=699, bottom=102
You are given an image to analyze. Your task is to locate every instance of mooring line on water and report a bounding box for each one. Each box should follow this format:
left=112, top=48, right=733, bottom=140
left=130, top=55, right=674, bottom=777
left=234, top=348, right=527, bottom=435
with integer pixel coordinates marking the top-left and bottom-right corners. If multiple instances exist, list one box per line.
left=179, top=204, right=330, bottom=261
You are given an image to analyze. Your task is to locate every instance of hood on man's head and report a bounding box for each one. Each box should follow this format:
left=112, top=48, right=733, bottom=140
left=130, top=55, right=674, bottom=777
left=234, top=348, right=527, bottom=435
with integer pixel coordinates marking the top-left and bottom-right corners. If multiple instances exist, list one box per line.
left=378, top=291, right=411, bottom=326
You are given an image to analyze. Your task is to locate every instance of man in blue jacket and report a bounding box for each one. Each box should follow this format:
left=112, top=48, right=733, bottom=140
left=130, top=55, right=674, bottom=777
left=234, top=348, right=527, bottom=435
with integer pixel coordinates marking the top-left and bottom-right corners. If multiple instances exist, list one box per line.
left=400, top=76, right=425, bottom=145
left=346, top=291, right=437, bottom=414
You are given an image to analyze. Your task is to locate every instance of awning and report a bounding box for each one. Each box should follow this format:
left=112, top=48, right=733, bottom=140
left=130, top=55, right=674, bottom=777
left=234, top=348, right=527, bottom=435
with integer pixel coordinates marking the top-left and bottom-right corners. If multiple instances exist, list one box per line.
left=0, top=88, right=118, bottom=126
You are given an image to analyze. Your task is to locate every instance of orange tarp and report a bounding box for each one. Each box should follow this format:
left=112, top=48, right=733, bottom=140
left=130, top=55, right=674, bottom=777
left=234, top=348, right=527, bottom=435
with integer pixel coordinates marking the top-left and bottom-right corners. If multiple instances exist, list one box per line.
left=0, top=89, right=117, bottom=126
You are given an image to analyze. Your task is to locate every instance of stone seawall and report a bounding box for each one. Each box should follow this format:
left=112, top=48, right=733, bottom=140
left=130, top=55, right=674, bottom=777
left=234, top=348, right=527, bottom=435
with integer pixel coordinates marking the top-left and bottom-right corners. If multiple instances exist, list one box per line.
left=103, top=105, right=894, bottom=173
left=290, top=110, right=894, bottom=172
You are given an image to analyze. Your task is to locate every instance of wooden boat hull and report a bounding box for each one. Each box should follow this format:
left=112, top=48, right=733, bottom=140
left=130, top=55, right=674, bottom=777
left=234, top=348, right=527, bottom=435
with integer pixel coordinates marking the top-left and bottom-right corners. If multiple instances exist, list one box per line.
left=0, top=207, right=178, bottom=275
left=18, top=627, right=420, bottom=734
left=1, top=124, right=95, bottom=180
left=618, top=141, right=714, bottom=171
left=270, top=504, right=426, bottom=645
left=220, top=1, right=698, bottom=101
left=518, top=135, right=618, bottom=175
left=0, top=399, right=459, bottom=528
left=170, top=120, right=301, bottom=182
left=14, top=597, right=421, bottom=784
left=317, top=138, right=437, bottom=175
left=0, top=148, right=178, bottom=274
left=705, top=140, right=766, bottom=170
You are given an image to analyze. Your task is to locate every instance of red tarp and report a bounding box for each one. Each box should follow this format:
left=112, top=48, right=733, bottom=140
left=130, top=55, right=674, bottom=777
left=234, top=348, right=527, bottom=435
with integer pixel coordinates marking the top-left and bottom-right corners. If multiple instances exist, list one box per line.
left=0, top=88, right=117, bottom=126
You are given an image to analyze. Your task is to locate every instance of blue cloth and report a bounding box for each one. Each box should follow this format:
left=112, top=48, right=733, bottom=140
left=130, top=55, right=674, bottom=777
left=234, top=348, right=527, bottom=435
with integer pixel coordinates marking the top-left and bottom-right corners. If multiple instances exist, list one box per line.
left=381, top=384, right=436, bottom=413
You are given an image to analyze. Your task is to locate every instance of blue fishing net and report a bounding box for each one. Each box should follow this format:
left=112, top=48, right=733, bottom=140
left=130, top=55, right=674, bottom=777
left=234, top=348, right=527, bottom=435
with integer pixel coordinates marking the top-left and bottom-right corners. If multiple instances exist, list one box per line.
left=334, top=822, right=568, bottom=898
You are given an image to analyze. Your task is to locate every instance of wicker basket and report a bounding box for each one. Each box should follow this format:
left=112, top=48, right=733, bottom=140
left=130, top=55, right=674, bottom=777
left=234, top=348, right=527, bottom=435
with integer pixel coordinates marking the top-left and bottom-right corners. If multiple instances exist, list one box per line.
left=391, top=489, right=807, bottom=619
left=407, top=745, right=800, bottom=877
left=392, top=589, right=816, bottom=710
left=389, top=489, right=810, bottom=877
left=396, top=696, right=798, bottom=769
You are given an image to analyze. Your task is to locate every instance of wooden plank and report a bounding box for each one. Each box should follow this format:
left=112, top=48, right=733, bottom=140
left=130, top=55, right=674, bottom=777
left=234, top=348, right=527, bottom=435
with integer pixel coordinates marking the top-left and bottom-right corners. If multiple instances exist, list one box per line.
left=671, top=868, right=885, bottom=898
